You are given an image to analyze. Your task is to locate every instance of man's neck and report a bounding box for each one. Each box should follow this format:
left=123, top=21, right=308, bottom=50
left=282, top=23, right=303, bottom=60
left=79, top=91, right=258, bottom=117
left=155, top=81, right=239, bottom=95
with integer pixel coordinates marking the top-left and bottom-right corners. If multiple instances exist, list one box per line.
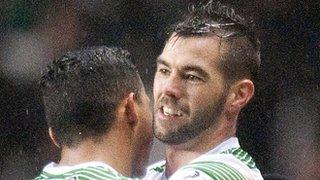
left=58, top=131, right=134, bottom=177
left=164, top=124, right=235, bottom=177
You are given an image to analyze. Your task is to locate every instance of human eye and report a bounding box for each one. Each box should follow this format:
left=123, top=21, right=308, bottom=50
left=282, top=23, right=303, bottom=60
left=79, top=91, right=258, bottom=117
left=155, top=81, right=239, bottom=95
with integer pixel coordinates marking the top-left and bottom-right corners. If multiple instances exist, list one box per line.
left=159, top=68, right=169, bottom=74
left=184, top=73, right=202, bottom=82
left=156, top=65, right=170, bottom=76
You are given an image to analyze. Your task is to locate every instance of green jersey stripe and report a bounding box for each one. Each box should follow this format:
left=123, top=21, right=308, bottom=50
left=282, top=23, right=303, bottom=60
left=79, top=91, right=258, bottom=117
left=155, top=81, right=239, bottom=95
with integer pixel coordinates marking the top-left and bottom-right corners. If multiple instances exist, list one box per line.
left=223, top=148, right=257, bottom=169
left=244, top=156, right=253, bottom=166
left=236, top=150, right=250, bottom=163
left=242, top=155, right=256, bottom=168
left=211, top=165, right=237, bottom=180
left=35, top=166, right=131, bottom=179
left=40, top=171, right=59, bottom=178
left=185, top=166, right=220, bottom=180
left=80, top=169, right=127, bottom=179
left=242, top=153, right=251, bottom=162
left=183, top=162, right=246, bottom=180
left=151, top=164, right=165, bottom=173
left=41, top=167, right=119, bottom=177
left=209, top=163, right=244, bottom=180
left=188, top=165, right=225, bottom=180
left=69, top=170, right=111, bottom=179
left=216, top=163, right=246, bottom=180
left=77, top=168, right=119, bottom=178
left=39, top=171, right=119, bottom=180
left=234, top=148, right=245, bottom=158
left=75, top=173, right=103, bottom=180
left=36, top=172, right=119, bottom=180
left=191, top=163, right=235, bottom=180
left=37, top=172, right=66, bottom=179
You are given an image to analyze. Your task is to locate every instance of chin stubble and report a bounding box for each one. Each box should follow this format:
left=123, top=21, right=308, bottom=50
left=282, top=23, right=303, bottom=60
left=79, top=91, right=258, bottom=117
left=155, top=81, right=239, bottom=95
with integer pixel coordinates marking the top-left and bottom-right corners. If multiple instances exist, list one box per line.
left=153, top=92, right=227, bottom=145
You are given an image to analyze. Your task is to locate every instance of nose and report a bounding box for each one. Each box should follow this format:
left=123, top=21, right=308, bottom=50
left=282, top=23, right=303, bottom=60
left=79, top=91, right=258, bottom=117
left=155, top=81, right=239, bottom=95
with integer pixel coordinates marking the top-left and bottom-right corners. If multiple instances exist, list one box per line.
left=162, top=74, right=183, bottom=99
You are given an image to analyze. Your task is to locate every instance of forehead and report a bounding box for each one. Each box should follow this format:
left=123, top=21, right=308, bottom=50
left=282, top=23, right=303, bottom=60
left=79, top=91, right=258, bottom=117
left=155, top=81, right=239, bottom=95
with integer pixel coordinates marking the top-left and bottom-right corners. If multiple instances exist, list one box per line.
left=159, top=35, right=227, bottom=70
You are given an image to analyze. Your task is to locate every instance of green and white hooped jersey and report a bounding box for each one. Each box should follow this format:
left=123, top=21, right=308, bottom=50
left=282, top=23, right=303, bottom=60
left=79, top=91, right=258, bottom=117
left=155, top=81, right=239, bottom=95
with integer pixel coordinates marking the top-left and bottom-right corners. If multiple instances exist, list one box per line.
left=143, top=137, right=263, bottom=180
left=35, top=161, right=135, bottom=180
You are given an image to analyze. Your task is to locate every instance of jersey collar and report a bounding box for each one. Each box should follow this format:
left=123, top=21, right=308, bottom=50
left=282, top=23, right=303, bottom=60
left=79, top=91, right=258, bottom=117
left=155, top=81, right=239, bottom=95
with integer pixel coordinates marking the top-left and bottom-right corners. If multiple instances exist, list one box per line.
left=204, top=137, right=240, bottom=155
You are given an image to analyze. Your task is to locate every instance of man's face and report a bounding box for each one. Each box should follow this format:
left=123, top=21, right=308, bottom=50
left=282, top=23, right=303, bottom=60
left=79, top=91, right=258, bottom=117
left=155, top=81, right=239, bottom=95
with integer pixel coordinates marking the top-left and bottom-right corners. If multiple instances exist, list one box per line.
left=153, top=35, right=228, bottom=144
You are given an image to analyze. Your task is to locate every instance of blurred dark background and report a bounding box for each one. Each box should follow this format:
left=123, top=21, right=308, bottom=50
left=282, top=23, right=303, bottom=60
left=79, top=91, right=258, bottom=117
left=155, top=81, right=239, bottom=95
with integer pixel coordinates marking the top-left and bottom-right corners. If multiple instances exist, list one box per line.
left=0, top=0, right=319, bottom=179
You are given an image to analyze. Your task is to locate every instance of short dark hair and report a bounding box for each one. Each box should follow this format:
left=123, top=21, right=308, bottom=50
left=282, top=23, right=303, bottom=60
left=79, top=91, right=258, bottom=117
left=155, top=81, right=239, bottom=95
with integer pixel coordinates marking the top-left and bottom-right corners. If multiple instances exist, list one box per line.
left=168, top=0, right=261, bottom=83
left=41, top=46, right=143, bottom=148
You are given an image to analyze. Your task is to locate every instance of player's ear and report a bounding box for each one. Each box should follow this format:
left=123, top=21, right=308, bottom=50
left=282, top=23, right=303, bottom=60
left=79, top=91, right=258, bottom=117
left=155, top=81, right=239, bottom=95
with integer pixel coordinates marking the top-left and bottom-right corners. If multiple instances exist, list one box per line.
left=49, top=127, right=60, bottom=148
left=125, top=92, right=138, bottom=125
left=227, top=79, right=254, bottom=113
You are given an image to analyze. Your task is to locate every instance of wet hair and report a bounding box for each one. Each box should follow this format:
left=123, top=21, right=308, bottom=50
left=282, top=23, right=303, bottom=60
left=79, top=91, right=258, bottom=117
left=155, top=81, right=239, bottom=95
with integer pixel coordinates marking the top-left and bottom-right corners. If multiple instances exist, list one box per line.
left=41, top=46, right=143, bottom=148
left=168, top=0, right=261, bottom=83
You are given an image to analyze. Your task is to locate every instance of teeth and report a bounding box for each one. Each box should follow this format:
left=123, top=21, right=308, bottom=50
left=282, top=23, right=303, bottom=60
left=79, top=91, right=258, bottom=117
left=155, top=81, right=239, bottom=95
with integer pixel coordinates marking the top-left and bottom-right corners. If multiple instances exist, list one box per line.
left=163, top=106, right=182, bottom=116
left=163, top=106, right=172, bottom=115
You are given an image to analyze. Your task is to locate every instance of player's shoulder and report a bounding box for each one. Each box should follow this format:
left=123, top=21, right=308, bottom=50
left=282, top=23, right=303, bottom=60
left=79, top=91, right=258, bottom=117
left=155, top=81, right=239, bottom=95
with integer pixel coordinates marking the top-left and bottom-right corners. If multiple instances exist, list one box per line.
left=35, top=161, right=135, bottom=180
left=220, top=147, right=258, bottom=169
left=143, top=147, right=263, bottom=180
left=180, top=148, right=263, bottom=180
left=172, top=160, right=248, bottom=180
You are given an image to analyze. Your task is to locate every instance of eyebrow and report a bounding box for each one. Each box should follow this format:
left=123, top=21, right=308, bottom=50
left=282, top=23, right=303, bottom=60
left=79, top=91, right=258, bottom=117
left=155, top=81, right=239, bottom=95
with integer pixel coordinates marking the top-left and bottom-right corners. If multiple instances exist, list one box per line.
left=156, top=57, right=209, bottom=79
left=156, top=57, right=169, bottom=67
left=182, top=65, right=209, bottom=79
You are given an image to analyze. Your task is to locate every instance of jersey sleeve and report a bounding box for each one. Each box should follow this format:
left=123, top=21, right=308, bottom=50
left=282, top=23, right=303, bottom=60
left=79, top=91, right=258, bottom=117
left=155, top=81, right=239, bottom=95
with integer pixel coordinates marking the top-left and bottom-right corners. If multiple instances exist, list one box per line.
left=169, top=161, right=247, bottom=180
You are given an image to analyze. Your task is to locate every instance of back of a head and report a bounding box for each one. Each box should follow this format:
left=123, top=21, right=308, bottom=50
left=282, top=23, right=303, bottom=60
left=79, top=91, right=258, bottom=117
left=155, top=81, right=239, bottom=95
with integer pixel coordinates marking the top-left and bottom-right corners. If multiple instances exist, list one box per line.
left=168, top=0, right=261, bottom=84
left=41, top=46, right=143, bottom=148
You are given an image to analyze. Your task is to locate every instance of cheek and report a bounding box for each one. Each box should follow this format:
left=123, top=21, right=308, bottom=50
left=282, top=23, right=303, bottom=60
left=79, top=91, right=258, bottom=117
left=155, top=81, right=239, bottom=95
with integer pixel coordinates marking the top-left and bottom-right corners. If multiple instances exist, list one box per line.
left=153, top=77, right=162, bottom=98
left=147, top=114, right=153, bottom=134
left=187, top=86, right=221, bottom=109
left=143, top=106, right=153, bottom=129
left=140, top=117, right=153, bottom=144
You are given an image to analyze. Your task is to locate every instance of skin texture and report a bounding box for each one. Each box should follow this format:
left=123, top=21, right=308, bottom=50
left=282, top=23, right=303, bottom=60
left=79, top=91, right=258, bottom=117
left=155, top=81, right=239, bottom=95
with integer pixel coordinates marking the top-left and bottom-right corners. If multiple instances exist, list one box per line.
left=130, top=89, right=153, bottom=177
left=50, top=90, right=153, bottom=177
left=153, top=35, right=227, bottom=145
left=153, top=34, right=255, bottom=176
